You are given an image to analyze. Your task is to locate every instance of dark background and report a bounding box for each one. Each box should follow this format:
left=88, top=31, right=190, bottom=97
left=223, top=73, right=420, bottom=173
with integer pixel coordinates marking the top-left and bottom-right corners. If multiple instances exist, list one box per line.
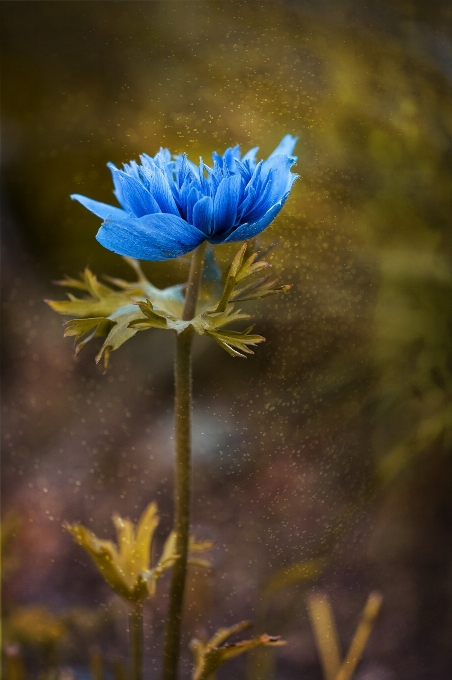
left=2, top=1, right=452, bottom=679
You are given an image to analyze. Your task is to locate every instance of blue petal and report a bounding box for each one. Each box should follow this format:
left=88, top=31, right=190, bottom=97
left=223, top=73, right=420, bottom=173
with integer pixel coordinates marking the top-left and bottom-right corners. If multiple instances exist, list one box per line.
left=220, top=194, right=289, bottom=244
left=174, top=153, right=200, bottom=178
left=122, top=160, right=141, bottom=181
left=236, top=185, right=255, bottom=218
left=260, top=154, right=296, bottom=195
left=96, top=213, right=205, bottom=261
left=71, top=194, right=128, bottom=220
left=241, top=146, right=259, bottom=166
left=140, top=165, right=180, bottom=216
left=154, top=147, right=172, bottom=165
left=222, top=145, right=241, bottom=172
left=108, top=165, right=160, bottom=217
left=268, top=134, right=298, bottom=160
left=234, top=160, right=253, bottom=184
left=213, top=174, right=243, bottom=234
left=192, top=196, right=213, bottom=235
left=186, top=186, right=202, bottom=225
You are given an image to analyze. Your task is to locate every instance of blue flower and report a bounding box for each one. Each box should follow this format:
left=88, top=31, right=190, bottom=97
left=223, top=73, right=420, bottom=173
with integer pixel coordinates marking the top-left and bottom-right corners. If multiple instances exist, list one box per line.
left=71, top=135, right=298, bottom=261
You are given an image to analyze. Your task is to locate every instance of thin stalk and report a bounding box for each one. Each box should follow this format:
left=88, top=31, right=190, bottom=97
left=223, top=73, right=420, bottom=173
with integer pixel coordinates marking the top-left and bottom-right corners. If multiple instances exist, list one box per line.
left=130, top=603, right=143, bottom=680
left=182, top=241, right=207, bottom=321
left=161, top=243, right=207, bottom=680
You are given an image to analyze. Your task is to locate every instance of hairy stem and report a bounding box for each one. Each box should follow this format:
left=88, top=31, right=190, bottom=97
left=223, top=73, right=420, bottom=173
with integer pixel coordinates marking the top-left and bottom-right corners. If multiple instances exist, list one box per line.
left=129, top=603, right=143, bottom=680
left=162, top=243, right=206, bottom=680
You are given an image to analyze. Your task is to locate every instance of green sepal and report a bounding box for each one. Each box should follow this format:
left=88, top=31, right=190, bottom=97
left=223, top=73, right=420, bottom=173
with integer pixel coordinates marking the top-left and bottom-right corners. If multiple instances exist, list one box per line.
left=190, top=621, right=285, bottom=680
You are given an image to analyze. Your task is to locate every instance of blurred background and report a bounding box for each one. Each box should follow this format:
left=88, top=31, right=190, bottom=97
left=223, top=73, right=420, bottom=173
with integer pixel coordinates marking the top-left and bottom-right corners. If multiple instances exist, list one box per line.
left=1, top=1, right=452, bottom=678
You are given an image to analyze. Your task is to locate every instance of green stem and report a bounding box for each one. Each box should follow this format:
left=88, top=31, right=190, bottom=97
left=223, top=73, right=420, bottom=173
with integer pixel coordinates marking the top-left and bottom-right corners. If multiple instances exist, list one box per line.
left=130, top=603, right=143, bottom=680
left=182, top=241, right=207, bottom=321
left=161, top=243, right=206, bottom=680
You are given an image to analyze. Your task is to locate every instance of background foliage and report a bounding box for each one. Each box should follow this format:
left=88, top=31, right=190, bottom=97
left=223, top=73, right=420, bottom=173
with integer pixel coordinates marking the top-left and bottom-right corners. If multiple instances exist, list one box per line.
left=2, top=1, right=452, bottom=678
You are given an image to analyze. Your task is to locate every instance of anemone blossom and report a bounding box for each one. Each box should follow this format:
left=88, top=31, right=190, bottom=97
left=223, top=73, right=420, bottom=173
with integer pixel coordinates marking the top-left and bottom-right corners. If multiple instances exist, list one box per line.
left=71, top=135, right=298, bottom=261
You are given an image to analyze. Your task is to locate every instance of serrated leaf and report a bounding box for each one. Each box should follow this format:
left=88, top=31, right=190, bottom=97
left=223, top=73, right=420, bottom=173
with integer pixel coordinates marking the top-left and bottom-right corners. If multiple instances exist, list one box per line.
left=190, top=304, right=264, bottom=357
left=236, top=252, right=270, bottom=283
left=63, top=317, right=115, bottom=354
left=129, top=299, right=171, bottom=329
left=214, top=243, right=287, bottom=313
left=232, top=276, right=292, bottom=303
left=206, top=327, right=265, bottom=358
left=195, top=305, right=251, bottom=331
left=47, top=259, right=186, bottom=321
left=95, top=305, right=145, bottom=370
left=190, top=621, right=285, bottom=680
left=46, top=293, right=130, bottom=318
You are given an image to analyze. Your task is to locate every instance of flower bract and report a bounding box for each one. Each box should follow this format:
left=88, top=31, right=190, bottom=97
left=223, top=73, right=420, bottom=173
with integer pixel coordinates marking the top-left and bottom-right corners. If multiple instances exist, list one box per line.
left=71, top=135, right=298, bottom=260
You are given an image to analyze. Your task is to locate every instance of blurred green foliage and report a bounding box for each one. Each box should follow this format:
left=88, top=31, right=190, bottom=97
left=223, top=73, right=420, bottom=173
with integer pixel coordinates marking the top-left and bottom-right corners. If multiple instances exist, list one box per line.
left=2, top=0, right=452, bottom=678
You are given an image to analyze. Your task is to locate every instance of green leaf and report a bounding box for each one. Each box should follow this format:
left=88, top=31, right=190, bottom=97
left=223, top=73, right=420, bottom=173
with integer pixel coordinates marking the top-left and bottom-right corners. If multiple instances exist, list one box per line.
left=95, top=305, right=145, bottom=371
left=232, top=277, right=292, bottom=303
left=112, top=503, right=159, bottom=591
left=214, top=244, right=290, bottom=313
left=47, top=293, right=130, bottom=318
left=191, top=305, right=265, bottom=357
left=65, top=523, right=134, bottom=601
left=128, top=299, right=172, bottom=330
left=262, top=558, right=327, bottom=598
left=207, top=327, right=265, bottom=358
left=65, top=502, right=176, bottom=603
left=47, top=267, right=132, bottom=317
left=144, top=531, right=180, bottom=596
left=190, top=621, right=285, bottom=680
left=46, top=258, right=186, bottom=323
left=63, top=317, right=115, bottom=355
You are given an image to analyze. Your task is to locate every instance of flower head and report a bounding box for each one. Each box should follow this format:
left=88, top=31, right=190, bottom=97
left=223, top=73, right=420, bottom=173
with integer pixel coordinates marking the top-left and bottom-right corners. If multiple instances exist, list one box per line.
left=71, top=135, right=298, bottom=261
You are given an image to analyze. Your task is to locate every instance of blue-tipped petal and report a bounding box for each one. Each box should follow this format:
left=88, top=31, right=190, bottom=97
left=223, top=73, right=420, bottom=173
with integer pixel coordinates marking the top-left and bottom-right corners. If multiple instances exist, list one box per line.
left=220, top=193, right=289, bottom=244
left=71, top=194, right=128, bottom=220
left=213, top=174, right=243, bottom=234
left=96, top=213, right=205, bottom=261
left=192, top=196, right=213, bottom=235
left=268, top=134, right=298, bottom=160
